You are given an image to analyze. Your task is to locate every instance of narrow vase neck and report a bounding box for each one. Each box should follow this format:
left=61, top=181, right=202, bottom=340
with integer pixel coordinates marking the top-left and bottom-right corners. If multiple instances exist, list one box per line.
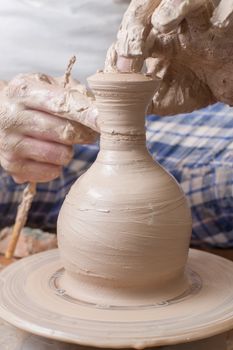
left=97, top=102, right=147, bottom=136
left=88, top=72, right=157, bottom=151
left=99, top=107, right=147, bottom=151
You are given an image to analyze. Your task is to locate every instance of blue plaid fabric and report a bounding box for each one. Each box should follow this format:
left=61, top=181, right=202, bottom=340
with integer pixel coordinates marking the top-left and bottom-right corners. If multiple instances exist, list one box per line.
left=0, top=103, right=232, bottom=247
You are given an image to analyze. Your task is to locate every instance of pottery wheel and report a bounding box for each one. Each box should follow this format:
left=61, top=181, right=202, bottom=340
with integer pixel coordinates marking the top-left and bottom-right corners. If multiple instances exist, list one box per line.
left=1, top=249, right=233, bottom=348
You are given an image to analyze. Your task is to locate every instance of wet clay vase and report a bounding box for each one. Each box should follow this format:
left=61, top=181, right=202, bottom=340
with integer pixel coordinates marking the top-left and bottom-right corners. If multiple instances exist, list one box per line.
left=2, top=72, right=233, bottom=348
left=57, top=72, right=192, bottom=306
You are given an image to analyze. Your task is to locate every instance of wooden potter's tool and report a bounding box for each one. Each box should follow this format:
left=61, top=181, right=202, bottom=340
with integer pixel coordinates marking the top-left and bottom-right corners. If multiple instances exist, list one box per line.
left=1, top=72, right=233, bottom=349
left=5, top=182, right=36, bottom=259
left=5, top=56, right=76, bottom=260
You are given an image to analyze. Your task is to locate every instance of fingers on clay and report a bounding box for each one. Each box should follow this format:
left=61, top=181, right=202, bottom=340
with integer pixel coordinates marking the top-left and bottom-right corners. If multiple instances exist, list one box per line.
left=11, top=161, right=62, bottom=184
left=6, top=74, right=93, bottom=127
left=116, top=0, right=162, bottom=57
left=19, top=110, right=80, bottom=146
left=211, top=0, right=233, bottom=29
left=11, top=137, right=74, bottom=167
left=151, top=0, right=205, bottom=33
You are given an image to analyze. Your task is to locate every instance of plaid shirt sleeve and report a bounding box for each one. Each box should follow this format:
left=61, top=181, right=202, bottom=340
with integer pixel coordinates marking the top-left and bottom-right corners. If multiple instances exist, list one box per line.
left=0, top=103, right=232, bottom=248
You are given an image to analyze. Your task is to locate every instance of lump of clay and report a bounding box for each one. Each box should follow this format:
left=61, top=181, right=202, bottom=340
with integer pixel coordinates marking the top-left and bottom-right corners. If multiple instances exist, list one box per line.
left=0, top=227, right=57, bottom=258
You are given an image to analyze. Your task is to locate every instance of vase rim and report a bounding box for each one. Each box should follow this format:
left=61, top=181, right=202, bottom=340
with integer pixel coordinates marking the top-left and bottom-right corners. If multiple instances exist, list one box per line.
left=88, top=71, right=158, bottom=84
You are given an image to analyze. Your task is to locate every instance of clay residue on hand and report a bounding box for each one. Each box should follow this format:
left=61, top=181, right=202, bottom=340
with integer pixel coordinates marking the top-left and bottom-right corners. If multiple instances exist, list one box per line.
left=106, top=0, right=233, bottom=115
left=0, top=226, right=57, bottom=258
left=63, top=56, right=77, bottom=88
left=116, top=0, right=161, bottom=56
left=151, top=0, right=205, bottom=33
left=146, top=2, right=233, bottom=114
left=105, top=0, right=162, bottom=73
left=211, top=0, right=233, bottom=29
left=6, top=72, right=99, bottom=142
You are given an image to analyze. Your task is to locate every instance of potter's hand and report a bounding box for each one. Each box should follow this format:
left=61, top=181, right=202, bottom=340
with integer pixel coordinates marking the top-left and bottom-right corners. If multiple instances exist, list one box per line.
left=148, top=0, right=233, bottom=114
left=151, top=0, right=233, bottom=34
left=105, top=0, right=162, bottom=73
left=0, top=73, right=98, bottom=184
left=106, top=0, right=233, bottom=115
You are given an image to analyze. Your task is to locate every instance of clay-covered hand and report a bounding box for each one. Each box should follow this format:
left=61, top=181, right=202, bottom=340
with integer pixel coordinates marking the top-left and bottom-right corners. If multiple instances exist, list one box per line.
left=0, top=73, right=99, bottom=184
left=106, top=0, right=233, bottom=115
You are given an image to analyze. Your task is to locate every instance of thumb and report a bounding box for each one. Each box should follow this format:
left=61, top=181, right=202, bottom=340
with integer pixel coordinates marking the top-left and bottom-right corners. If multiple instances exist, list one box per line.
left=211, top=0, right=233, bottom=30
left=115, top=0, right=162, bottom=57
left=151, top=0, right=205, bottom=33
left=104, top=42, right=144, bottom=73
left=107, top=1, right=163, bottom=73
left=104, top=43, right=118, bottom=72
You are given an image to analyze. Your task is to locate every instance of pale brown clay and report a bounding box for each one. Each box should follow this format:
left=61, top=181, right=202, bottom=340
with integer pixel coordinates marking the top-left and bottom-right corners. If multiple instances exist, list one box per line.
left=0, top=318, right=228, bottom=350
left=1, top=72, right=233, bottom=349
left=0, top=226, right=57, bottom=258
left=1, top=249, right=233, bottom=348
left=57, top=72, right=192, bottom=306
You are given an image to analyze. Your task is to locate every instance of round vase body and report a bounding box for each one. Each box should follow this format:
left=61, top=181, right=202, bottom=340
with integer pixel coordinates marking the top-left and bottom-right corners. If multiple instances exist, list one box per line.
left=57, top=73, right=192, bottom=306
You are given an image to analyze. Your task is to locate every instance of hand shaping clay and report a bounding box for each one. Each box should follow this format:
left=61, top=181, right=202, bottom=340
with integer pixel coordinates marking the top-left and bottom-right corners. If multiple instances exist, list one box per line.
left=57, top=72, right=192, bottom=306
left=106, top=0, right=233, bottom=115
